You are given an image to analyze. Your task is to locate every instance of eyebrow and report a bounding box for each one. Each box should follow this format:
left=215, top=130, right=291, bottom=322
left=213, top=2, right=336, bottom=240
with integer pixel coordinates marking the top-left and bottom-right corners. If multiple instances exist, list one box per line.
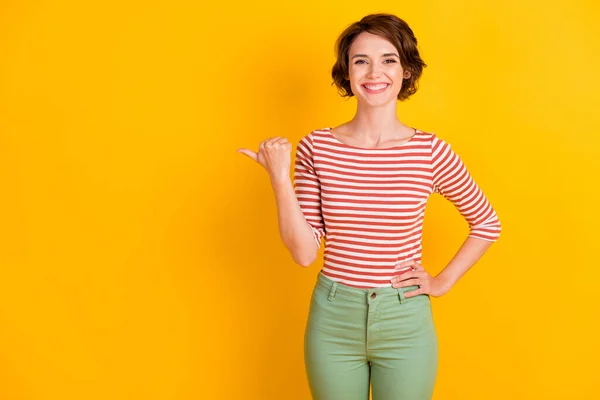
left=351, top=53, right=399, bottom=59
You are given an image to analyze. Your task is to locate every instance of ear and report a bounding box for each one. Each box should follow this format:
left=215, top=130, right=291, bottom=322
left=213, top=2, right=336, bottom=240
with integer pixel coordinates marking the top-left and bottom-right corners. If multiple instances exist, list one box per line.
left=403, top=70, right=411, bottom=79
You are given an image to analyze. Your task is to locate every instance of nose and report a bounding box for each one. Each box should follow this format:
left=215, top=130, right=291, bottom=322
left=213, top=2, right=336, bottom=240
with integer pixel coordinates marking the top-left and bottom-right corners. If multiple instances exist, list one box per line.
left=367, top=63, right=381, bottom=78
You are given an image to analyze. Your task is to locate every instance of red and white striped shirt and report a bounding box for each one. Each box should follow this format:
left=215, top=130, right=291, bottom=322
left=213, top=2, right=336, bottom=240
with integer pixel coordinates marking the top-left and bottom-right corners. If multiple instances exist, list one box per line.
left=293, top=127, right=502, bottom=289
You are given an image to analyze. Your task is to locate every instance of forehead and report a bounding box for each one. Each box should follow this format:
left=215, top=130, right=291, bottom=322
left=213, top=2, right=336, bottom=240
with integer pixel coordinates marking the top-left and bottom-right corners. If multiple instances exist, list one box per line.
left=349, top=31, right=397, bottom=55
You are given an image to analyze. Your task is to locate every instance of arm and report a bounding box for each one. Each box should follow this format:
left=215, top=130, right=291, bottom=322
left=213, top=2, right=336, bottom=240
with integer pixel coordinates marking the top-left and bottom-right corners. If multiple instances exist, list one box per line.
left=433, top=236, right=495, bottom=293
left=285, top=133, right=326, bottom=266
left=237, top=134, right=321, bottom=267
left=430, top=135, right=502, bottom=292
left=271, top=176, right=320, bottom=267
left=393, top=135, right=502, bottom=296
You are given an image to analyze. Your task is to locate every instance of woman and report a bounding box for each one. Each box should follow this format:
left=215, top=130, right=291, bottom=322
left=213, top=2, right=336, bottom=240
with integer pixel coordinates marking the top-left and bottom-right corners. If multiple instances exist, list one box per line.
left=238, top=13, right=501, bottom=400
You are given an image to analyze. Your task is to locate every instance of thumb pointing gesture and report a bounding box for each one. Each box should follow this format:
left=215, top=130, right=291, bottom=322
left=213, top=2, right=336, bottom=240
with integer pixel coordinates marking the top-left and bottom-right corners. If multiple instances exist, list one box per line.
left=237, top=136, right=292, bottom=183
left=237, top=148, right=258, bottom=162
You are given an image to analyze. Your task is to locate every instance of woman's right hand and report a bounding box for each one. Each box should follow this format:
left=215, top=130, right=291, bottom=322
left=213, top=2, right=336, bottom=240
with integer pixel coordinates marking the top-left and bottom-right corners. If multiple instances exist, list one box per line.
left=237, top=137, right=292, bottom=184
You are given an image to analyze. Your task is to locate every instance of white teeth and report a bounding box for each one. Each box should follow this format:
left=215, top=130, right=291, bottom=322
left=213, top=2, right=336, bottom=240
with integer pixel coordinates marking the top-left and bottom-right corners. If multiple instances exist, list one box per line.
left=364, top=84, right=388, bottom=90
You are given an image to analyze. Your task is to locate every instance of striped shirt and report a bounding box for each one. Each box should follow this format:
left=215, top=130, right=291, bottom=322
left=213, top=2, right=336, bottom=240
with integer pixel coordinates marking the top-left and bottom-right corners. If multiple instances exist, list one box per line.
left=293, top=127, right=502, bottom=289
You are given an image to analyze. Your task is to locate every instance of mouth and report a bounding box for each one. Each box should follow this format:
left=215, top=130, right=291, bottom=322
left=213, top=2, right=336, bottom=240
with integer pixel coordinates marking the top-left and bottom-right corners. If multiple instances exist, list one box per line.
left=362, top=83, right=390, bottom=94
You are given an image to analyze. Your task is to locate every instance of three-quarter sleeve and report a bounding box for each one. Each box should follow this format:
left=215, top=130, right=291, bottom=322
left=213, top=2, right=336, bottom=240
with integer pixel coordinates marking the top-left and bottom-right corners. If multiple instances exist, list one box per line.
left=431, top=134, right=502, bottom=242
left=293, top=132, right=326, bottom=248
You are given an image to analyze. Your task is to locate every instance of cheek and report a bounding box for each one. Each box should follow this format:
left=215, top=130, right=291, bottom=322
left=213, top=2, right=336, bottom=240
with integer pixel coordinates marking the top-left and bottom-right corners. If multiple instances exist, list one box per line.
left=389, top=69, right=403, bottom=80
left=348, top=68, right=361, bottom=81
left=348, top=72, right=362, bottom=90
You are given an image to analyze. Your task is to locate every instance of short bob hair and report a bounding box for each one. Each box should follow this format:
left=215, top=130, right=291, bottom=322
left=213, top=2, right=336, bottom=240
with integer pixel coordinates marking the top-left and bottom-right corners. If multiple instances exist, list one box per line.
left=331, top=13, right=427, bottom=101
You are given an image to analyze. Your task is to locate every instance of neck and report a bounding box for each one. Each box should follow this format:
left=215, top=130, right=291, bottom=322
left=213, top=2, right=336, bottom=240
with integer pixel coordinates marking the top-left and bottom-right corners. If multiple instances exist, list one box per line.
left=349, top=101, right=405, bottom=141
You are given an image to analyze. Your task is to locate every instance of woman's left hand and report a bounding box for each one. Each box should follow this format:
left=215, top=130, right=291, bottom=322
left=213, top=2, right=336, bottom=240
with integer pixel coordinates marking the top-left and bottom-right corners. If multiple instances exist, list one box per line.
left=391, top=260, right=451, bottom=298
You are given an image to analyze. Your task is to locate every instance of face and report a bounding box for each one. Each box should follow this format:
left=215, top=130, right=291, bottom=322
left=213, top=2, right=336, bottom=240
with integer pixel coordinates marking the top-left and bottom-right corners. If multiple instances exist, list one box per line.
left=347, top=31, right=411, bottom=107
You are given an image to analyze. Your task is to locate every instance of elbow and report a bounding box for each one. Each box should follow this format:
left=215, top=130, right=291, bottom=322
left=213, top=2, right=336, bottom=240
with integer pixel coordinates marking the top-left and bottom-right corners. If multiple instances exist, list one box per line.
left=292, top=244, right=319, bottom=267
left=471, top=217, right=502, bottom=242
left=492, top=220, right=502, bottom=241
left=468, top=223, right=502, bottom=242
left=286, top=228, right=321, bottom=267
left=295, top=252, right=317, bottom=268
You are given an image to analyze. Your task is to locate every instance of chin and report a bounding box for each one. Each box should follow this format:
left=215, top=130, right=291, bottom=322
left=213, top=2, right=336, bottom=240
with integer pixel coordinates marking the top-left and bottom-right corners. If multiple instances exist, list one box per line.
left=359, top=96, right=397, bottom=108
left=353, top=87, right=400, bottom=107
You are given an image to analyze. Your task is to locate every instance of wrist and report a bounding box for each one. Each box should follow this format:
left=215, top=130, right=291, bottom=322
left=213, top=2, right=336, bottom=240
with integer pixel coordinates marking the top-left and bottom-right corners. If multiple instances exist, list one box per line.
left=435, top=273, right=455, bottom=294
left=270, top=174, right=291, bottom=186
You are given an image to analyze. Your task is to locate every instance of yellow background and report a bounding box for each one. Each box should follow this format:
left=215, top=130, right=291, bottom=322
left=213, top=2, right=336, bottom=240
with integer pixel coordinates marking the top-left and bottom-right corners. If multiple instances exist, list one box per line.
left=1, top=0, right=598, bottom=399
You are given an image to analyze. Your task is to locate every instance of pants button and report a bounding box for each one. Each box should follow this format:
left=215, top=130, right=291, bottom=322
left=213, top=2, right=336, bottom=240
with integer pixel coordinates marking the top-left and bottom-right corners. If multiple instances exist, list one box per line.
left=370, top=292, right=377, bottom=299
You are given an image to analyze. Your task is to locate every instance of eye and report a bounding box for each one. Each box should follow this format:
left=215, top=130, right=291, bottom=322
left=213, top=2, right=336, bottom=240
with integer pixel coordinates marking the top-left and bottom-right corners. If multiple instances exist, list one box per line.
left=354, top=60, right=366, bottom=64
left=384, top=59, right=397, bottom=63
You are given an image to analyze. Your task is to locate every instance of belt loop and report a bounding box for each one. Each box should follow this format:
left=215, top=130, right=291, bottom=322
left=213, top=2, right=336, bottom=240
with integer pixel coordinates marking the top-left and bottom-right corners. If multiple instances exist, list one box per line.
left=397, top=288, right=406, bottom=304
left=328, top=282, right=338, bottom=301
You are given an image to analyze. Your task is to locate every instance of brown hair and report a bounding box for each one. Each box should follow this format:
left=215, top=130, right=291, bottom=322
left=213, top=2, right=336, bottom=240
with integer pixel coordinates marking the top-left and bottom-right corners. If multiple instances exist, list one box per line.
left=331, top=13, right=427, bottom=101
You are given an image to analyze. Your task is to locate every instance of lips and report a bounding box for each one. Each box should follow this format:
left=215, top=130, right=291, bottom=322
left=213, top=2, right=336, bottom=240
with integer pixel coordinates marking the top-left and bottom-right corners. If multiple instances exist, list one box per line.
left=362, top=83, right=390, bottom=93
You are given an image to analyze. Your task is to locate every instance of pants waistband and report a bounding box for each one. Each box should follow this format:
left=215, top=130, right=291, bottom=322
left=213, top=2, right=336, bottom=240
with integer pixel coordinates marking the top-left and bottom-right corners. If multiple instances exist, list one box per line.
left=315, top=270, right=423, bottom=305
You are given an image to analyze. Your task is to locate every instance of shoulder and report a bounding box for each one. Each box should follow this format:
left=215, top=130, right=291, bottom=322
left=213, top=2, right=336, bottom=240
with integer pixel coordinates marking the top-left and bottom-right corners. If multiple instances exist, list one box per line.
left=410, top=128, right=438, bottom=149
left=299, top=127, right=331, bottom=146
left=296, top=127, right=329, bottom=158
left=420, top=130, right=453, bottom=151
left=411, top=130, right=458, bottom=162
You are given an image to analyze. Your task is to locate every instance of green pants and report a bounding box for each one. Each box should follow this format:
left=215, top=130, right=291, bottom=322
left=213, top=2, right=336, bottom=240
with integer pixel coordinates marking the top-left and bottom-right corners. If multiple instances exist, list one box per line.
left=304, top=271, right=438, bottom=400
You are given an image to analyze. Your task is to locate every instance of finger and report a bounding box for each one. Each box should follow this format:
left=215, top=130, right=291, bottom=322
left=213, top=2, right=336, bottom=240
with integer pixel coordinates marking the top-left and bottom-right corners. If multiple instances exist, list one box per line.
left=412, top=262, right=425, bottom=271
left=390, top=268, right=413, bottom=283
left=398, top=271, right=428, bottom=282
left=400, top=260, right=425, bottom=272
left=392, top=278, right=420, bottom=288
left=404, top=286, right=426, bottom=298
left=412, top=271, right=429, bottom=279
left=259, top=138, right=276, bottom=150
left=237, top=148, right=258, bottom=162
left=391, top=270, right=414, bottom=283
left=395, top=260, right=418, bottom=270
left=265, top=136, right=282, bottom=145
left=393, top=267, right=412, bottom=277
left=395, top=265, right=412, bottom=273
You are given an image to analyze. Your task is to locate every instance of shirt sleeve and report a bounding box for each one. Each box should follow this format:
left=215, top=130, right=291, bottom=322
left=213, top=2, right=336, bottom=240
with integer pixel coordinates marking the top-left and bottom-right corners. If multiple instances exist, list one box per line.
left=293, top=132, right=326, bottom=249
left=431, top=134, right=502, bottom=242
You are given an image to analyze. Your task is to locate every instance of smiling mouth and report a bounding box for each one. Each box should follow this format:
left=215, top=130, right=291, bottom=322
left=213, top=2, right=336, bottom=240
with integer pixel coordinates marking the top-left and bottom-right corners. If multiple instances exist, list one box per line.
left=362, top=83, right=390, bottom=93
